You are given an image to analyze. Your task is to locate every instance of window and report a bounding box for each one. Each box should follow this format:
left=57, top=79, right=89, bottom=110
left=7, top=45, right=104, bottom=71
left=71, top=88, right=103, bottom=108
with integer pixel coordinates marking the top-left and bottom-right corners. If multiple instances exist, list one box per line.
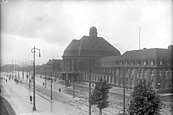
left=151, top=60, right=155, bottom=66
left=151, top=61, right=153, bottom=65
left=109, top=69, right=112, bottom=73
left=126, top=61, right=128, bottom=65
left=160, top=60, right=163, bottom=65
left=127, top=61, right=129, bottom=65
left=132, top=60, right=135, bottom=65
left=144, top=60, right=148, bottom=65
left=144, top=61, right=146, bottom=65
left=122, top=61, right=124, bottom=65
left=120, top=61, right=122, bottom=65
left=167, top=59, right=171, bottom=66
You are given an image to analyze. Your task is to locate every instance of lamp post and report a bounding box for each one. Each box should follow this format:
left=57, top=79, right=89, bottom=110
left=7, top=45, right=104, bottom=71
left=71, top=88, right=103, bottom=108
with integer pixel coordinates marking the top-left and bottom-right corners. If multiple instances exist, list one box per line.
left=31, top=46, right=41, bottom=111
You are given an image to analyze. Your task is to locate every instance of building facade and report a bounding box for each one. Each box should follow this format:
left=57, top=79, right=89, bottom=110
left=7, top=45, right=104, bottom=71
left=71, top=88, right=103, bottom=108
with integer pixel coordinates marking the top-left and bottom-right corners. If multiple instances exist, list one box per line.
left=62, top=27, right=173, bottom=92
left=86, top=46, right=173, bottom=92
left=62, top=26, right=120, bottom=85
left=43, top=59, right=63, bottom=78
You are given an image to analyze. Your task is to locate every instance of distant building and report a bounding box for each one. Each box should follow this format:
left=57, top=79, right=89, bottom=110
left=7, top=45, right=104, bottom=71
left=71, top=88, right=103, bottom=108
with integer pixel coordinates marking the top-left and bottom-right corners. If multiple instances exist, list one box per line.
left=1, top=64, right=20, bottom=72
left=43, top=59, right=63, bottom=78
left=62, top=27, right=173, bottom=92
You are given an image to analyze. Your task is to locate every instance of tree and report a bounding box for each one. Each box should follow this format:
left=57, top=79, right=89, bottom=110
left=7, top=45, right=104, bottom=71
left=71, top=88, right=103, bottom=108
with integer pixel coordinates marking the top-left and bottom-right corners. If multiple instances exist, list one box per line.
left=128, top=80, right=162, bottom=115
left=89, top=78, right=112, bottom=115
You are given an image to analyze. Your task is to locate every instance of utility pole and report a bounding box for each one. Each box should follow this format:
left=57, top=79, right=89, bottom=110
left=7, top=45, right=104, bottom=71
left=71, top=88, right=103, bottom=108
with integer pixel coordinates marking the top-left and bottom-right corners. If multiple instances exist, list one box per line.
left=123, top=68, right=125, bottom=114
left=45, top=76, right=46, bottom=88
left=29, top=68, right=31, bottom=90
left=29, top=77, right=31, bottom=89
left=123, top=65, right=127, bottom=114
left=15, top=60, right=17, bottom=80
left=10, top=59, right=12, bottom=79
left=12, top=59, right=13, bottom=79
left=18, top=67, right=19, bottom=82
left=44, top=70, right=46, bottom=88
left=139, top=26, right=141, bottom=50
left=50, top=72, right=53, bottom=100
left=22, top=65, right=24, bottom=79
left=72, top=59, right=75, bottom=98
left=73, top=76, right=75, bottom=98
left=89, top=60, right=91, bottom=115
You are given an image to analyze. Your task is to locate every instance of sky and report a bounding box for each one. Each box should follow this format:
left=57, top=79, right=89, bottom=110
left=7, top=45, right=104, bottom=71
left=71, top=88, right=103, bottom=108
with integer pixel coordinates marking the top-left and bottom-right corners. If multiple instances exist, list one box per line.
left=1, top=0, right=172, bottom=65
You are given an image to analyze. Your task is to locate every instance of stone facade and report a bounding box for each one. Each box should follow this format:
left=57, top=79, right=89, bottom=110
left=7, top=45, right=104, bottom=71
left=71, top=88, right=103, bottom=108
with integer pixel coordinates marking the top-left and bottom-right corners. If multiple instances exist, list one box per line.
left=43, top=59, right=63, bottom=78
left=62, top=27, right=173, bottom=92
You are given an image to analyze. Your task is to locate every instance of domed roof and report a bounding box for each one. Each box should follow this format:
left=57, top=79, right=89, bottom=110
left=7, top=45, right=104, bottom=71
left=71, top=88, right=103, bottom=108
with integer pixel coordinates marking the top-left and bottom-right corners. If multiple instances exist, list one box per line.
left=63, top=27, right=121, bottom=57
left=78, top=36, right=120, bottom=56
left=63, top=39, right=80, bottom=57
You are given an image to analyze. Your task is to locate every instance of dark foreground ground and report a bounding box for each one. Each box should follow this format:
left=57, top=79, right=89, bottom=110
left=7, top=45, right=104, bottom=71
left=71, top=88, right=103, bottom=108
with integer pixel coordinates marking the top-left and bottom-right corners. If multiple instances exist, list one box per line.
left=0, top=90, right=16, bottom=115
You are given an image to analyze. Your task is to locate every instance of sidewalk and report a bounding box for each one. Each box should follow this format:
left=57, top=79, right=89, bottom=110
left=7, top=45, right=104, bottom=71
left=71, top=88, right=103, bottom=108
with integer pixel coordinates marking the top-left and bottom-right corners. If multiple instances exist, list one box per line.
left=1, top=75, right=87, bottom=115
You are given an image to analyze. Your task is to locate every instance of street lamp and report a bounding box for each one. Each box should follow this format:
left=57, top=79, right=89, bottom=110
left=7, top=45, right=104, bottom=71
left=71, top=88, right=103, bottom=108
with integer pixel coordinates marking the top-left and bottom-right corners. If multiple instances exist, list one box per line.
left=31, top=46, right=41, bottom=111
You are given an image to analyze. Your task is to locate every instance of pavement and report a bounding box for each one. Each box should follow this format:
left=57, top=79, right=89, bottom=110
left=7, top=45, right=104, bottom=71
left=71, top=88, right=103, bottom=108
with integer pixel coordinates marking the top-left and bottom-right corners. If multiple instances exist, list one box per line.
left=0, top=73, right=88, bottom=115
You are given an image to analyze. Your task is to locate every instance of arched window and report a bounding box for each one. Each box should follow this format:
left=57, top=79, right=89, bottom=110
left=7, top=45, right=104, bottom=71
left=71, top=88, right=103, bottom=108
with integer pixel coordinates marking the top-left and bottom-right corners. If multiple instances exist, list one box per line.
left=144, top=61, right=146, bottom=65
left=132, top=60, right=135, bottom=65
left=159, top=60, right=163, bottom=65
left=151, top=60, right=155, bottom=66
left=122, top=61, right=124, bottom=65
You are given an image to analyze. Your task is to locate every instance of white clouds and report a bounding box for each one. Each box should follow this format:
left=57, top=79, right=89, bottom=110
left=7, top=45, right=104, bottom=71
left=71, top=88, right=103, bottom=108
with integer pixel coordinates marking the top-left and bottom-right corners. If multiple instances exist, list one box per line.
left=138, top=0, right=172, bottom=48
left=2, top=0, right=75, bottom=43
left=1, top=33, right=65, bottom=65
left=1, top=0, right=172, bottom=65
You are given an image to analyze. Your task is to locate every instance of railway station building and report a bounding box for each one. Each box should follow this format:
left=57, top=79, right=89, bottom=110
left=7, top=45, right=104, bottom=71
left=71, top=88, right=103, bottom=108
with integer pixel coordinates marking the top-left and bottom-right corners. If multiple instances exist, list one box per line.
left=62, top=26, right=173, bottom=92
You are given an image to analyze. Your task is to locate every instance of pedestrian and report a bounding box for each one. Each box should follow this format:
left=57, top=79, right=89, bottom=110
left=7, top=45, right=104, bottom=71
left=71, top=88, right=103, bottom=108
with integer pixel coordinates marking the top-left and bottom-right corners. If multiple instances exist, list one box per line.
left=59, top=88, right=61, bottom=92
left=43, top=82, right=44, bottom=86
left=30, top=96, right=32, bottom=104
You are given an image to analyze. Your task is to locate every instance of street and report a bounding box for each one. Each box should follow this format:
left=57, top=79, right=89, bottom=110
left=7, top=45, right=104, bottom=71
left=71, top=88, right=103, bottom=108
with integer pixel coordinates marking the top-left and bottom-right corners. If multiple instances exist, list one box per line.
left=1, top=72, right=172, bottom=115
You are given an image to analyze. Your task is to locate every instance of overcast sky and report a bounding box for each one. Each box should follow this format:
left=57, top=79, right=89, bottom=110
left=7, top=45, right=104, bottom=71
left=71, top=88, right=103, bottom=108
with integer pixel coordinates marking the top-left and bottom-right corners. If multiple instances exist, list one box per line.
left=1, top=0, right=172, bottom=65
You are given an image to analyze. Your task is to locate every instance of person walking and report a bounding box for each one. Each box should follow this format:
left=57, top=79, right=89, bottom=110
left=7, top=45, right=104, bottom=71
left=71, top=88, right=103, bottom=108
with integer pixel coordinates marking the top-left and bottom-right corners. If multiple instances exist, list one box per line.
left=59, top=88, right=61, bottom=92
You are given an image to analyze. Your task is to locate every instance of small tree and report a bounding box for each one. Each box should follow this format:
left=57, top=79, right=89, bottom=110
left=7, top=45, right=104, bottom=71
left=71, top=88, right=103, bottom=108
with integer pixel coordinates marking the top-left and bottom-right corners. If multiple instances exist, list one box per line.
left=128, top=80, right=162, bottom=115
left=89, top=78, right=112, bottom=115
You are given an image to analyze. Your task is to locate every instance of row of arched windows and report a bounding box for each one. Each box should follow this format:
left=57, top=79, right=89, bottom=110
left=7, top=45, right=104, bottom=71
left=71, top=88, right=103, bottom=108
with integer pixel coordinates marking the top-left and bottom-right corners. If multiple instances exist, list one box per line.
left=113, top=59, right=171, bottom=66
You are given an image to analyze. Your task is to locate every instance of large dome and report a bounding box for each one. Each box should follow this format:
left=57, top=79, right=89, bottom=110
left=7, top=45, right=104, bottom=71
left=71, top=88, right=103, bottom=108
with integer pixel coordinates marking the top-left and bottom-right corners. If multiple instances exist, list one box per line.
left=63, top=39, right=80, bottom=57
left=63, top=27, right=121, bottom=57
